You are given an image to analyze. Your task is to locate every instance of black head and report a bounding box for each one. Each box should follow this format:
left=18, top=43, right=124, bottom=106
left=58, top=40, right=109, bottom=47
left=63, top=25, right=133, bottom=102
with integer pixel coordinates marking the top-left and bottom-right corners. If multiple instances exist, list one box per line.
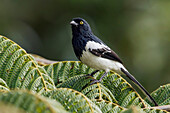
left=70, top=17, right=92, bottom=36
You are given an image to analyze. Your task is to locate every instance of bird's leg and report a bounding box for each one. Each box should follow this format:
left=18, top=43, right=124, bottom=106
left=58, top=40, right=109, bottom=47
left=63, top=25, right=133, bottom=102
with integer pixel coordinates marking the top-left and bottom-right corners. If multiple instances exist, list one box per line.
left=85, top=70, right=99, bottom=77
left=90, top=72, right=108, bottom=85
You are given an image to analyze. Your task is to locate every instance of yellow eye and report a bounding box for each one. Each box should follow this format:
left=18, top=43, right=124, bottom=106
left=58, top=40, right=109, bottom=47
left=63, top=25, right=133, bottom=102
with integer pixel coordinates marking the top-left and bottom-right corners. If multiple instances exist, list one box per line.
left=80, top=21, right=83, bottom=25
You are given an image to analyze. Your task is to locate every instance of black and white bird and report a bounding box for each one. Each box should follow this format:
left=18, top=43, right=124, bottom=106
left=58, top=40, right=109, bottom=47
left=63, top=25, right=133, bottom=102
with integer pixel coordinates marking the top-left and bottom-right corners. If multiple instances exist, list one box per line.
left=70, top=17, right=158, bottom=106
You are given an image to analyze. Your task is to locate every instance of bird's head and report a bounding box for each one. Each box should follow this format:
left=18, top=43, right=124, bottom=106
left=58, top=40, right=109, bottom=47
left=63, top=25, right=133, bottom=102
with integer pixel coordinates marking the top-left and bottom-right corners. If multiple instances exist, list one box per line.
left=70, top=17, right=92, bottom=36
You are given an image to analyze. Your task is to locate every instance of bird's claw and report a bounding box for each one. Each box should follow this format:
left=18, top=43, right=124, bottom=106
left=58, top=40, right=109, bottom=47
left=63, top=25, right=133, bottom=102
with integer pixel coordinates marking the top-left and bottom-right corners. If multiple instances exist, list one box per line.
left=85, top=74, right=90, bottom=77
left=90, top=79, right=100, bottom=85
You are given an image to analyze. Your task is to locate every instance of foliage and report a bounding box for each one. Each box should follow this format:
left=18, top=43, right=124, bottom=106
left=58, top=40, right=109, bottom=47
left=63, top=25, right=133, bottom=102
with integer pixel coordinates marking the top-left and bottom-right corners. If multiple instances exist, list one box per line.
left=0, top=35, right=169, bottom=113
left=0, top=90, right=68, bottom=113
left=0, top=35, right=55, bottom=93
left=1, top=1, right=169, bottom=93
left=145, top=84, right=170, bottom=106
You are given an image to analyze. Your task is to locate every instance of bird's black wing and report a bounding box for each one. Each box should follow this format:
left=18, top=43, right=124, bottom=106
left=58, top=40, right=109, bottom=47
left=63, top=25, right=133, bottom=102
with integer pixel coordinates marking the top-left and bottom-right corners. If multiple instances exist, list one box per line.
left=89, top=47, right=123, bottom=64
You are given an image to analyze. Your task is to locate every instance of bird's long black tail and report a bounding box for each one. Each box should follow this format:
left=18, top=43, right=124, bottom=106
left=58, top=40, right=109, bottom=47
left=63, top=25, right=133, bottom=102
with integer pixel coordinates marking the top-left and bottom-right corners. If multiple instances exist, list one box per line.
left=120, top=68, right=158, bottom=106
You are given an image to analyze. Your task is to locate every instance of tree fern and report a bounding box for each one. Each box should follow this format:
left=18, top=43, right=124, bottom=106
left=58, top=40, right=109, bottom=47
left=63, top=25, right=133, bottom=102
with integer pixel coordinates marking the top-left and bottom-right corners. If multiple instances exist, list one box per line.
left=0, top=36, right=169, bottom=113
left=0, top=78, right=9, bottom=91
left=102, top=73, right=152, bottom=108
left=42, top=88, right=102, bottom=113
left=0, top=90, right=68, bottom=113
left=57, top=74, right=92, bottom=91
left=57, top=74, right=117, bottom=103
left=0, top=35, right=55, bottom=93
left=94, top=100, right=125, bottom=113
left=44, top=61, right=150, bottom=108
left=145, top=84, right=170, bottom=106
left=44, top=61, right=95, bottom=85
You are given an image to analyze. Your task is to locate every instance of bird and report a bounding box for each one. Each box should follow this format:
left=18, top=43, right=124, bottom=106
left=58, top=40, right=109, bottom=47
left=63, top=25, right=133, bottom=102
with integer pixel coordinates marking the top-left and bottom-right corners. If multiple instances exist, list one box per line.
left=70, top=17, right=158, bottom=106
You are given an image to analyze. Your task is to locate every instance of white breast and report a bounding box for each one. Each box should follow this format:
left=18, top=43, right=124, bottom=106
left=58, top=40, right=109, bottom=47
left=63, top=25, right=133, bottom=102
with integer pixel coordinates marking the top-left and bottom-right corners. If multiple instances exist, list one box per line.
left=80, top=41, right=127, bottom=75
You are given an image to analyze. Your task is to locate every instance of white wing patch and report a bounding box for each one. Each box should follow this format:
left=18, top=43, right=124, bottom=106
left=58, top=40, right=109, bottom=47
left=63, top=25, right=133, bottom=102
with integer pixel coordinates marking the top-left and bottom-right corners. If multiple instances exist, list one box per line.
left=80, top=41, right=127, bottom=75
left=85, top=41, right=110, bottom=50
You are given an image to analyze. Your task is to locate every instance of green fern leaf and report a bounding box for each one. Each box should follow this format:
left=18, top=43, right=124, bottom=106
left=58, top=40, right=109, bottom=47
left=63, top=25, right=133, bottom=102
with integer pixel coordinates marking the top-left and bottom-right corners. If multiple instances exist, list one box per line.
left=44, top=61, right=150, bottom=108
left=0, top=78, right=9, bottom=91
left=145, top=84, right=170, bottom=106
left=42, top=88, right=102, bottom=113
left=94, top=100, right=125, bottom=113
left=81, top=82, right=117, bottom=103
left=57, top=74, right=92, bottom=90
left=0, top=90, right=68, bottom=113
left=0, top=35, right=55, bottom=92
left=102, top=72, right=150, bottom=108
left=44, top=61, right=95, bottom=85
left=57, top=74, right=117, bottom=103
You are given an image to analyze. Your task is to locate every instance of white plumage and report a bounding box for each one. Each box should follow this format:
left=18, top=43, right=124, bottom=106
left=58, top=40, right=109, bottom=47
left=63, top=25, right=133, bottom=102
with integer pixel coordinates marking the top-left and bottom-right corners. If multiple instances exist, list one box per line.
left=80, top=41, right=128, bottom=75
left=70, top=18, right=158, bottom=106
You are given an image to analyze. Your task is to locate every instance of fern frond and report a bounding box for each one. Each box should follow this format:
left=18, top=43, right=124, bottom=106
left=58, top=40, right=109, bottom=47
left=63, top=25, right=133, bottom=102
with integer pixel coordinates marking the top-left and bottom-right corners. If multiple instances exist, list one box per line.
left=57, top=74, right=92, bottom=91
left=145, top=84, right=170, bottom=106
left=0, top=35, right=55, bottom=92
left=94, top=99, right=125, bottom=113
left=0, top=90, right=68, bottom=113
left=82, top=83, right=117, bottom=103
left=103, top=73, right=150, bottom=108
left=45, top=61, right=150, bottom=108
left=0, top=78, right=9, bottom=91
left=57, top=74, right=117, bottom=103
left=44, top=61, right=96, bottom=85
left=42, top=88, right=102, bottom=113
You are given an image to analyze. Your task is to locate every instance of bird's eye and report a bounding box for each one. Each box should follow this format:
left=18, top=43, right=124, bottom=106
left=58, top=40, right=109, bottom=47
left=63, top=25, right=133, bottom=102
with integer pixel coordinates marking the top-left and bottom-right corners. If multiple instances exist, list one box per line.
left=80, top=21, right=83, bottom=25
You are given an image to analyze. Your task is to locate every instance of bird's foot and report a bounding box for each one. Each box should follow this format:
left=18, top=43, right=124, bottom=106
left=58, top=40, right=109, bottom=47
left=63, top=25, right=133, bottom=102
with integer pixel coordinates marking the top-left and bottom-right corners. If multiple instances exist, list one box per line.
left=90, top=79, right=101, bottom=85
left=85, top=74, right=91, bottom=77
left=84, top=70, right=99, bottom=77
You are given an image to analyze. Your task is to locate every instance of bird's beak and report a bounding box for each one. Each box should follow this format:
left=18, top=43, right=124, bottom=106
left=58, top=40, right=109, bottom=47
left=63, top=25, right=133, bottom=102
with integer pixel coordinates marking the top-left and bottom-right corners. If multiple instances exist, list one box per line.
left=70, top=20, right=78, bottom=26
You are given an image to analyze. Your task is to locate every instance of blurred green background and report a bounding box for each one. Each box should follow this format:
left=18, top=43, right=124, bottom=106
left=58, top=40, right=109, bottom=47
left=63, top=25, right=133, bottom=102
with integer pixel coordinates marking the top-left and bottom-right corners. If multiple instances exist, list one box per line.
left=0, top=0, right=169, bottom=93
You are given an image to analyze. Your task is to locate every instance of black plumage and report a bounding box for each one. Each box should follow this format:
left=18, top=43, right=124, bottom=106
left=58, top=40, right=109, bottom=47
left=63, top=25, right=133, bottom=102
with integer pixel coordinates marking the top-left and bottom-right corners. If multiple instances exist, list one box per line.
left=89, top=47, right=123, bottom=64
left=70, top=17, right=158, bottom=106
left=71, top=18, right=121, bottom=63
